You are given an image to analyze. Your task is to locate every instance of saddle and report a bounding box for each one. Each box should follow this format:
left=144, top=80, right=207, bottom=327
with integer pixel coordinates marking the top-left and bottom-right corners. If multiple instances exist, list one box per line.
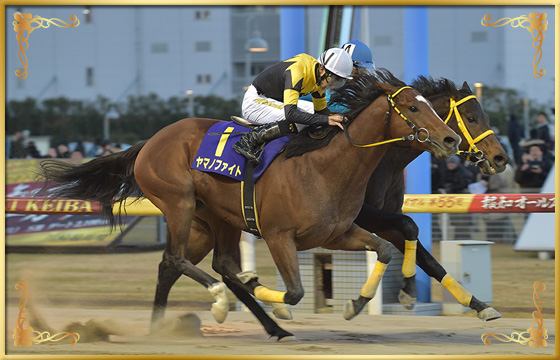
left=231, top=116, right=258, bottom=129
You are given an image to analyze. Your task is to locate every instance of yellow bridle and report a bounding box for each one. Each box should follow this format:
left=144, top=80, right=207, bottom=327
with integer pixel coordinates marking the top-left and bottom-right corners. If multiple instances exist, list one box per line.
left=344, top=86, right=422, bottom=148
left=444, top=95, right=494, bottom=162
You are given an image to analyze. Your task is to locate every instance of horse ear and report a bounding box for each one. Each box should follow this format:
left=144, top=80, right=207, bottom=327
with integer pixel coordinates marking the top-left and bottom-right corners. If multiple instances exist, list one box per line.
left=461, top=81, right=472, bottom=92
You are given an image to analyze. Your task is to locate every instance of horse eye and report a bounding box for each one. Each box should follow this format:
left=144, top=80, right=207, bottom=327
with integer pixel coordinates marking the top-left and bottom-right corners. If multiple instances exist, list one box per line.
left=467, top=116, right=476, bottom=122
left=409, top=106, right=418, bottom=112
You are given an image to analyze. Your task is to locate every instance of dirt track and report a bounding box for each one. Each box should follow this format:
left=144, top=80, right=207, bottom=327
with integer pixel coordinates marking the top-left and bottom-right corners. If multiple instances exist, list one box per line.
left=5, top=306, right=555, bottom=356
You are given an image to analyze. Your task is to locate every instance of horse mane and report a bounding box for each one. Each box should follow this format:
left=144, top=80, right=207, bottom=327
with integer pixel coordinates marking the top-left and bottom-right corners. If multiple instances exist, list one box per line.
left=410, top=75, right=473, bottom=100
left=283, top=68, right=406, bottom=159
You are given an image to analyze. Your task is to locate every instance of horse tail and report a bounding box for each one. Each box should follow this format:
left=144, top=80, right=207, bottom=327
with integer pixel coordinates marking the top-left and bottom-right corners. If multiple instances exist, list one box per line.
left=37, top=141, right=147, bottom=228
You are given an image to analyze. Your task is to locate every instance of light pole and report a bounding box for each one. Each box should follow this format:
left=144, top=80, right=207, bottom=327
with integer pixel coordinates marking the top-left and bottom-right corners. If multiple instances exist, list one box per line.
left=474, top=82, right=483, bottom=104
left=103, top=107, right=119, bottom=141
left=185, top=90, right=194, bottom=117
left=245, top=16, right=269, bottom=87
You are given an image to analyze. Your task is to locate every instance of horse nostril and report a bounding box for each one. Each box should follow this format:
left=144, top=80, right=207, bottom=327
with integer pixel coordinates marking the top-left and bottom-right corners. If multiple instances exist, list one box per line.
left=444, top=136, right=458, bottom=149
left=494, top=154, right=509, bottom=167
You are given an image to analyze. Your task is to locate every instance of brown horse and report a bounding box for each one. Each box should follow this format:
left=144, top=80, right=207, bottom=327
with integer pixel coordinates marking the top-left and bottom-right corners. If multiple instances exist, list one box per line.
left=148, top=76, right=509, bottom=339
left=38, top=69, right=460, bottom=339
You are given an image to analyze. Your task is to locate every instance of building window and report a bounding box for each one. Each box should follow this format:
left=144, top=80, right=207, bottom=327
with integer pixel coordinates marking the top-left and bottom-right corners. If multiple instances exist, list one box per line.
left=195, top=41, right=211, bottom=52
left=151, top=42, right=169, bottom=54
left=196, top=74, right=212, bottom=84
left=86, top=67, right=94, bottom=86
left=83, top=6, right=92, bottom=23
left=471, top=31, right=488, bottom=43
left=195, top=10, right=210, bottom=20
left=16, top=77, right=25, bottom=89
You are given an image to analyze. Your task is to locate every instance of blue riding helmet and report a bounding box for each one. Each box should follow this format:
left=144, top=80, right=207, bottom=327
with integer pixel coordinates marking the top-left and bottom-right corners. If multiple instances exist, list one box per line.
left=340, top=40, right=375, bottom=69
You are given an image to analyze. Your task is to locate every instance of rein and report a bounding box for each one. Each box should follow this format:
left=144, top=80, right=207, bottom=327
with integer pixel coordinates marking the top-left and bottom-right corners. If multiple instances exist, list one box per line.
left=444, top=95, right=494, bottom=165
left=343, top=86, right=422, bottom=148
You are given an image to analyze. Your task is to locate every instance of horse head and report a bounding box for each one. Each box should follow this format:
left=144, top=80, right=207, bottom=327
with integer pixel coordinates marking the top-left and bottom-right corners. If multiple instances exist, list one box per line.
left=423, top=78, right=509, bottom=174
left=376, top=81, right=461, bottom=160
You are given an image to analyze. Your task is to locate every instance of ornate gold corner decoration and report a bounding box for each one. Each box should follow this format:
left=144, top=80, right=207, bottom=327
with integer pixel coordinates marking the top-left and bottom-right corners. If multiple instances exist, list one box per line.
left=13, top=12, right=80, bottom=79
left=481, top=281, right=548, bottom=347
left=481, top=12, right=548, bottom=78
left=13, top=280, right=80, bottom=347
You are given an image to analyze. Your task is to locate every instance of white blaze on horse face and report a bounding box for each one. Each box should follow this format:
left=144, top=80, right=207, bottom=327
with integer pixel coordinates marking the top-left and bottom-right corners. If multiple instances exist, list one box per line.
left=415, top=95, right=442, bottom=120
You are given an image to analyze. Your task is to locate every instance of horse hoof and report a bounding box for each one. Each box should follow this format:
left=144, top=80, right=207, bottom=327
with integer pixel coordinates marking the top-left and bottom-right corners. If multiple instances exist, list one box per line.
left=478, top=307, right=502, bottom=321
left=343, top=300, right=357, bottom=321
left=208, top=282, right=229, bottom=323
left=272, top=303, right=293, bottom=320
left=211, top=302, right=228, bottom=323
left=398, top=289, right=417, bottom=310
left=277, top=335, right=297, bottom=342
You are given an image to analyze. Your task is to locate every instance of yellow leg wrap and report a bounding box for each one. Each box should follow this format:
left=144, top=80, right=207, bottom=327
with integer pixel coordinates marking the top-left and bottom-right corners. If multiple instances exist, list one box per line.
left=441, top=274, right=473, bottom=306
left=254, top=286, right=286, bottom=303
left=360, top=262, right=388, bottom=298
left=402, top=240, right=417, bottom=278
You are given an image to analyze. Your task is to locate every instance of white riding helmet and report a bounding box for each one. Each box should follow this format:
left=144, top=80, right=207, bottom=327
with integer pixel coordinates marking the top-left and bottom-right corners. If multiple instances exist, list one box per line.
left=318, top=48, right=353, bottom=80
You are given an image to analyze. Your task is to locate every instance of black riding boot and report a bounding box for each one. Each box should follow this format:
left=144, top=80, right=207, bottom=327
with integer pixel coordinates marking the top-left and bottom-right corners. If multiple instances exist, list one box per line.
left=233, top=121, right=295, bottom=164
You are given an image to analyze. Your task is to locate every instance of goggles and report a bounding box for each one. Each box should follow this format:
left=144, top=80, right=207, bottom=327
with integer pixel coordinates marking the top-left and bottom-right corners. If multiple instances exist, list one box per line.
left=324, top=71, right=347, bottom=89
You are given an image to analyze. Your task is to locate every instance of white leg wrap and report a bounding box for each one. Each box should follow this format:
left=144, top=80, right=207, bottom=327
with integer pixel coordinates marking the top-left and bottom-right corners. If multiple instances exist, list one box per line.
left=208, top=282, right=229, bottom=323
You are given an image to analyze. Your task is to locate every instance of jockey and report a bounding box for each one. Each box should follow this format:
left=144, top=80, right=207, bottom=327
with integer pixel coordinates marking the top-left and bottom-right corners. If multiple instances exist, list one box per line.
left=233, top=47, right=353, bottom=164
left=301, top=40, right=375, bottom=113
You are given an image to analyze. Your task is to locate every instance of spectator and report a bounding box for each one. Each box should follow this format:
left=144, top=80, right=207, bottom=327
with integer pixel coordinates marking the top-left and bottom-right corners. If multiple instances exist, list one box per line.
left=507, top=114, right=524, bottom=166
left=112, top=143, right=123, bottom=153
left=25, top=141, right=42, bottom=158
left=70, top=149, right=84, bottom=164
left=56, top=142, right=70, bottom=158
left=88, top=137, right=105, bottom=157
left=530, top=112, right=553, bottom=151
left=98, top=141, right=114, bottom=156
left=45, top=147, right=57, bottom=158
left=440, top=155, right=473, bottom=194
left=74, top=137, right=87, bottom=157
left=9, top=131, right=26, bottom=159
left=478, top=172, right=517, bottom=243
left=514, top=143, right=553, bottom=190
left=439, top=155, right=474, bottom=240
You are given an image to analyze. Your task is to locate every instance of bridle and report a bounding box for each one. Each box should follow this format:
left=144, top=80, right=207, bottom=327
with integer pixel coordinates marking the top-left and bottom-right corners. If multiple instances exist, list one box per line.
left=444, top=95, right=494, bottom=165
left=343, top=86, right=429, bottom=148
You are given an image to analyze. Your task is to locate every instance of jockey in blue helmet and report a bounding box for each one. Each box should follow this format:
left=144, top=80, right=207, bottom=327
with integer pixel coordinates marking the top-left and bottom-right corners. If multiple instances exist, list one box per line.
left=340, top=40, right=375, bottom=73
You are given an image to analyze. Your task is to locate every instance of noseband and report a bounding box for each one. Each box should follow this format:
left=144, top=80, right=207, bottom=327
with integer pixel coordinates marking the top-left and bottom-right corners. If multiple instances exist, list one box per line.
left=343, top=86, right=427, bottom=148
left=444, top=95, right=495, bottom=165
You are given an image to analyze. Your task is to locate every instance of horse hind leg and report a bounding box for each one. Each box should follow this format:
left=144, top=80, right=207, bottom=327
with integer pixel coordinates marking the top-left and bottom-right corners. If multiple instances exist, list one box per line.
left=151, top=255, right=182, bottom=333
left=149, top=192, right=228, bottom=323
left=150, top=218, right=214, bottom=333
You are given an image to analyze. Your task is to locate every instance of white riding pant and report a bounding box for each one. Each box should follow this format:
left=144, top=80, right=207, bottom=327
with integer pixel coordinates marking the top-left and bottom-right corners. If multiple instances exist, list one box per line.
left=241, top=85, right=313, bottom=131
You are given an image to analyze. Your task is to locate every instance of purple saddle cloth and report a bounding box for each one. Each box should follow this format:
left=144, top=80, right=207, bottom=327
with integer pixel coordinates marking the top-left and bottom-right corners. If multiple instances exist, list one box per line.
left=190, top=121, right=290, bottom=182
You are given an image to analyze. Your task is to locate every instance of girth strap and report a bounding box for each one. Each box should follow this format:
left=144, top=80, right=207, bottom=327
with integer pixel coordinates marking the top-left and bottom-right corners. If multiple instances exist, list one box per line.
left=241, top=161, right=262, bottom=237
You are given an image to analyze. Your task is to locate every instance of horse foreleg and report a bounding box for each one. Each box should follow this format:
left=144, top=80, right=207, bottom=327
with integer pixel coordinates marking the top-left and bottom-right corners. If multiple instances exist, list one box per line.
left=222, top=276, right=295, bottom=341
left=415, top=241, right=501, bottom=321
left=355, top=206, right=419, bottom=310
left=235, top=233, right=303, bottom=306
left=323, top=224, right=393, bottom=320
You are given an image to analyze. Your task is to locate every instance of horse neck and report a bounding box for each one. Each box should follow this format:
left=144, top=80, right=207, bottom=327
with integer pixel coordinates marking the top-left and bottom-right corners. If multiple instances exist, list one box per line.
left=317, top=97, right=395, bottom=189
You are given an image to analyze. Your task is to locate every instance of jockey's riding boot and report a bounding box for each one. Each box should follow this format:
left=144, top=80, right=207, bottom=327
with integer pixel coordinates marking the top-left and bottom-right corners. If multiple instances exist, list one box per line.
left=233, top=121, right=295, bottom=164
